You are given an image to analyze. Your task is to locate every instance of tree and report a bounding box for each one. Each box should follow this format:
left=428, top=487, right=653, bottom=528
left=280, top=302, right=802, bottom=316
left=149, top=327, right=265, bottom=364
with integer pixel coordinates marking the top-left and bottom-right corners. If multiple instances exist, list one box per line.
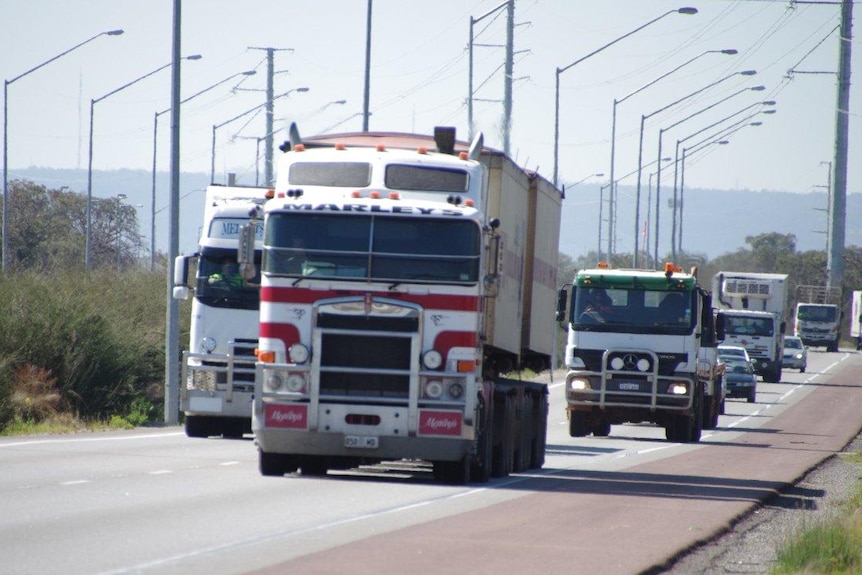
left=4, top=180, right=144, bottom=272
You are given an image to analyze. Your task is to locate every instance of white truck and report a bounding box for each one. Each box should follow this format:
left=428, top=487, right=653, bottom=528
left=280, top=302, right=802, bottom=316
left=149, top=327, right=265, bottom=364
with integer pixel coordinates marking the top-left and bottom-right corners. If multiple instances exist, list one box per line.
left=172, top=184, right=269, bottom=438
left=794, top=285, right=842, bottom=352
left=851, top=290, right=862, bottom=351
left=243, top=125, right=561, bottom=483
left=713, top=272, right=788, bottom=383
left=556, top=263, right=725, bottom=443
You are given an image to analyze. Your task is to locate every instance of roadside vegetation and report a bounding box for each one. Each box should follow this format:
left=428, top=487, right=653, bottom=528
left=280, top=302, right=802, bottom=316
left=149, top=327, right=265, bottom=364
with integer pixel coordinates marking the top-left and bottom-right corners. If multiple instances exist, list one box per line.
left=772, top=452, right=862, bottom=574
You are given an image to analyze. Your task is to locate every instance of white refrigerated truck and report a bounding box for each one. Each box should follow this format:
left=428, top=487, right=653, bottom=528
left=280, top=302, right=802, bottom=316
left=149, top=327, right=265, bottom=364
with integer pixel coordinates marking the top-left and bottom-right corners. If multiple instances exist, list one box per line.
left=172, top=184, right=269, bottom=438
left=713, top=272, right=788, bottom=383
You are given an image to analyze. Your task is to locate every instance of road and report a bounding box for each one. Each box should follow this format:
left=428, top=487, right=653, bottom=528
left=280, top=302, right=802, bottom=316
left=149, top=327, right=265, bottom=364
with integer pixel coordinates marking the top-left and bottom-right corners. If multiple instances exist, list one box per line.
left=1, top=349, right=860, bottom=575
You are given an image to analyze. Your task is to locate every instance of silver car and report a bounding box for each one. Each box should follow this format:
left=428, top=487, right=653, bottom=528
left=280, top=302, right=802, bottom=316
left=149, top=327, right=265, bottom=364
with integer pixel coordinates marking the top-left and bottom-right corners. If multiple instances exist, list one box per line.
left=782, top=336, right=808, bottom=372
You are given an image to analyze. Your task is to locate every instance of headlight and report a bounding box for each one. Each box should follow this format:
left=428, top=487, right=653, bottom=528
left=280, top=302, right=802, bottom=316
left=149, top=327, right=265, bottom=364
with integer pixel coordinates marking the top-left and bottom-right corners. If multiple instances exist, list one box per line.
left=201, top=337, right=217, bottom=353
left=795, top=353, right=803, bottom=359
left=447, top=382, right=465, bottom=399
left=568, top=377, right=591, bottom=391
left=288, top=343, right=310, bottom=364
left=424, top=380, right=444, bottom=399
left=264, top=372, right=284, bottom=393
left=285, top=373, right=306, bottom=393
left=668, top=382, right=688, bottom=395
left=422, top=350, right=443, bottom=370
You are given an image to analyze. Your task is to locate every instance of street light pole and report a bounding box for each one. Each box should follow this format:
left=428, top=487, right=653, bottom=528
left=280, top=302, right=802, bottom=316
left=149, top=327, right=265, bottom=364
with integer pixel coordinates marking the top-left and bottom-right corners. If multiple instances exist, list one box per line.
left=669, top=102, right=775, bottom=255
left=610, top=49, right=738, bottom=267
left=86, top=54, right=201, bottom=270
left=552, top=7, right=697, bottom=187
left=3, top=28, right=123, bottom=273
left=633, top=69, right=756, bottom=266
left=150, top=70, right=256, bottom=270
left=210, top=86, right=309, bottom=184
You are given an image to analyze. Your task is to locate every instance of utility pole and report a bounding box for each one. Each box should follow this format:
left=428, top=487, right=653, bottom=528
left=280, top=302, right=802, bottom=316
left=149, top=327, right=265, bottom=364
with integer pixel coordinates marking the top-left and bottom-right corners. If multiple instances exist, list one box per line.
left=362, top=0, right=372, bottom=132
left=249, top=47, right=293, bottom=186
left=502, top=0, right=514, bottom=155
left=827, top=0, right=852, bottom=291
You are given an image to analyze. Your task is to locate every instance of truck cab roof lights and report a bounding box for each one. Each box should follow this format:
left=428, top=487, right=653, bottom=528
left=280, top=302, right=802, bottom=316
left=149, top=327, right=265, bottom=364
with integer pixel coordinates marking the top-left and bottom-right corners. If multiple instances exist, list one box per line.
left=266, top=188, right=275, bottom=199
left=417, top=146, right=428, bottom=155
left=464, top=199, right=475, bottom=207
left=293, top=144, right=306, bottom=152
left=388, top=191, right=400, bottom=200
left=376, top=144, right=386, bottom=152
left=369, top=191, right=381, bottom=199
left=335, top=143, right=346, bottom=150
left=459, top=151, right=468, bottom=160
left=597, top=262, right=610, bottom=269
left=351, top=190, right=362, bottom=198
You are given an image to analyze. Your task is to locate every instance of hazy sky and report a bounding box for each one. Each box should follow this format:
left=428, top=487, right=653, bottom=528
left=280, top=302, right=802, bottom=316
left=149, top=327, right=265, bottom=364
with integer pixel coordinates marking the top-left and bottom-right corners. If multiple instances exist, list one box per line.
left=1, top=1, right=857, bottom=208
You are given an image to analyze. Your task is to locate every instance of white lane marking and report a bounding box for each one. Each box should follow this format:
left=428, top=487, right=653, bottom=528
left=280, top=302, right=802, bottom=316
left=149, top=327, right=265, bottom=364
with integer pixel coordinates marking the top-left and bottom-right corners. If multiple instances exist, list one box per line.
left=0, top=431, right=185, bottom=449
left=60, top=480, right=91, bottom=486
left=220, top=461, right=241, bottom=466
left=148, top=470, right=173, bottom=475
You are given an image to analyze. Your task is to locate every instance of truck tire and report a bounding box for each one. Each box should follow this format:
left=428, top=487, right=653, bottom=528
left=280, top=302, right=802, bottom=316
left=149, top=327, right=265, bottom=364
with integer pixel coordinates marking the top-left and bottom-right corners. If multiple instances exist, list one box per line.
left=568, top=411, right=588, bottom=438
left=591, top=419, right=611, bottom=437
left=185, top=415, right=213, bottom=438
left=827, top=341, right=839, bottom=353
left=529, top=393, right=547, bottom=469
left=300, top=456, right=329, bottom=477
left=434, top=455, right=471, bottom=485
left=470, top=395, right=493, bottom=483
left=491, top=394, right=515, bottom=478
left=513, top=394, right=532, bottom=473
left=747, top=388, right=756, bottom=403
left=259, top=449, right=298, bottom=477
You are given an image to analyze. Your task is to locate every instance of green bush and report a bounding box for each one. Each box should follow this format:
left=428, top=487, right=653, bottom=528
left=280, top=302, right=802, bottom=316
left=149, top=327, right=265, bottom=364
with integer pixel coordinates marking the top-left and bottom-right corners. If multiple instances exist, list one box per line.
left=0, top=270, right=181, bottom=430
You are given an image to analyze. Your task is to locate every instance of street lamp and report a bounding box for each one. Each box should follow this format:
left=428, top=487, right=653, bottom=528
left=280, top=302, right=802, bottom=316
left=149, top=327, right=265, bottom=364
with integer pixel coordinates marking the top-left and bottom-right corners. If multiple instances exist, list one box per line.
left=86, top=54, right=202, bottom=270
left=3, top=28, right=123, bottom=273
left=676, top=112, right=772, bottom=253
left=632, top=69, right=757, bottom=267
left=210, top=86, right=309, bottom=184
left=150, top=69, right=256, bottom=270
left=569, top=172, right=604, bottom=187
left=669, top=102, right=775, bottom=256
left=609, top=49, right=738, bottom=266
left=552, top=6, right=697, bottom=187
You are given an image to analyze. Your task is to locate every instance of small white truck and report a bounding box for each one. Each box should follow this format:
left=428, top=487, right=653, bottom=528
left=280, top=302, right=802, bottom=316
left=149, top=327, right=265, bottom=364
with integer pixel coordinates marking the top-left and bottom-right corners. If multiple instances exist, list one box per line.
left=794, top=285, right=842, bottom=352
left=713, top=272, right=788, bottom=383
left=557, top=263, right=725, bottom=443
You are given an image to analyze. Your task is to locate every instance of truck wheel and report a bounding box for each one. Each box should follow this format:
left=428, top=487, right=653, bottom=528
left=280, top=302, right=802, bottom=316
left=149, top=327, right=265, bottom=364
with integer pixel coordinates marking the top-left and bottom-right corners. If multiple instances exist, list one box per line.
left=434, top=455, right=471, bottom=485
left=259, top=449, right=298, bottom=477
left=703, top=399, right=719, bottom=430
left=747, top=389, right=756, bottom=403
left=529, top=395, right=547, bottom=469
left=491, top=395, right=515, bottom=478
left=470, top=397, right=493, bottom=483
left=568, top=411, right=588, bottom=438
left=513, top=394, right=532, bottom=473
left=827, top=341, right=839, bottom=353
left=185, top=415, right=212, bottom=438
left=300, top=456, right=329, bottom=477
left=591, top=419, right=611, bottom=437
left=800, top=365, right=806, bottom=373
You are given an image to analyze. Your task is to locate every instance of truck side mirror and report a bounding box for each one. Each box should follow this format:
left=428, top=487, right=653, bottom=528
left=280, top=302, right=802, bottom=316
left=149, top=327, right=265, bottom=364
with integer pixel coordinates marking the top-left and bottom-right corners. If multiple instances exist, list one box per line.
left=715, top=312, right=726, bottom=341
left=238, top=222, right=257, bottom=280
left=172, top=255, right=190, bottom=300
left=556, top=287, right=569, bottom=323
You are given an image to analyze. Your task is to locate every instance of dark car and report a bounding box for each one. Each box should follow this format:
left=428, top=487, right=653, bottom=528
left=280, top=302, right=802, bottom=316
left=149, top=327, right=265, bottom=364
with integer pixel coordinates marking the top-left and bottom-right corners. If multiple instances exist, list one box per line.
left=724, top=357, right=757, bottom=403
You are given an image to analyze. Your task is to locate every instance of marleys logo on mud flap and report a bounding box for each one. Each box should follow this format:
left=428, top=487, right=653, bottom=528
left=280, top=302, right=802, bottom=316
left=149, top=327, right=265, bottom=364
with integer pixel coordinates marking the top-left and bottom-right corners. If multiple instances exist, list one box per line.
left=265, top=404, right=308, bottom=429
left=418, top=410, right=462, bottom=436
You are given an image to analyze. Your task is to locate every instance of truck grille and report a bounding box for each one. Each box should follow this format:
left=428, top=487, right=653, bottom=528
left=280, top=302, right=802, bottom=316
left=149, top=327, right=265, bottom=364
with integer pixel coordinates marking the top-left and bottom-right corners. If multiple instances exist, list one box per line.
left=316, top=307, right=417, bottom=399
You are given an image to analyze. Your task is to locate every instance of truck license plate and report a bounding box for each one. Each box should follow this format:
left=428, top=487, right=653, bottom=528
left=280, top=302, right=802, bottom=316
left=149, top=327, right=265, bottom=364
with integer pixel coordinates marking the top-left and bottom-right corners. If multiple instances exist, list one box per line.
left=344, top=435, right=379, bottom=449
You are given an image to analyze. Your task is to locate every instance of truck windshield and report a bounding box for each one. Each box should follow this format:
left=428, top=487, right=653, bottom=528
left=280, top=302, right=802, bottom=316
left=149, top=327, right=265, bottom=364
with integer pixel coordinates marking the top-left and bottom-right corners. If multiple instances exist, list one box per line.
left=572, top=287, right=694, bottom=334
left=196, top=247, right=261, bottom=310
left=724, top=315, right=774, bottom=336
left=264, top=213, right=481, bottom=284
left=797, top=305, right=837, bottom=322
